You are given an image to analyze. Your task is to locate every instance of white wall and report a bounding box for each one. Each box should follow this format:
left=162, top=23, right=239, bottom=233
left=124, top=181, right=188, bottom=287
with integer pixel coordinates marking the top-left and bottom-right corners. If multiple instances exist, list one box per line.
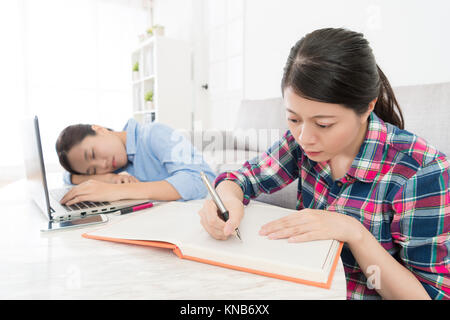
left=152, top=0, right=450, bottom=124
left=153, top=0, right=193, bottom=42
left=153, top=0, right=212, bottom=129
left=244, top=0, right=450, bottom=99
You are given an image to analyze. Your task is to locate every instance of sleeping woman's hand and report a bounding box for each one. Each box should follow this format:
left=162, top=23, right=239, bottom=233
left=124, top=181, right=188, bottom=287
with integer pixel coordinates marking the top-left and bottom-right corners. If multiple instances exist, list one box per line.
left=71, top=172, right=139, bottom=185
left=60, top=180, right=124, bottom=206
left=108, top=172, right=140, bottom=184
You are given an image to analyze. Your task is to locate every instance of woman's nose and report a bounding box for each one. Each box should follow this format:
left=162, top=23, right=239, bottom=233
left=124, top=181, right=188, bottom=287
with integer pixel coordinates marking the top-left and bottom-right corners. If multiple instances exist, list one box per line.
left=298, top=124, right=316, bottom=144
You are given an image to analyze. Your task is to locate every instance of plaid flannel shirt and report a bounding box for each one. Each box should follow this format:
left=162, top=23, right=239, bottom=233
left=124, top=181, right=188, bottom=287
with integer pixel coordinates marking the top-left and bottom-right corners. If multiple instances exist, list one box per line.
left=215, top=112, right=449, bottom=300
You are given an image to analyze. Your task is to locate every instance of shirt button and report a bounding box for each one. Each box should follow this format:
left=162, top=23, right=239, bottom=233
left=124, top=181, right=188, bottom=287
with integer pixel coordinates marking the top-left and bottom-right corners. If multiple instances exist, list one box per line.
left=336, top=181, right=343, bottom=187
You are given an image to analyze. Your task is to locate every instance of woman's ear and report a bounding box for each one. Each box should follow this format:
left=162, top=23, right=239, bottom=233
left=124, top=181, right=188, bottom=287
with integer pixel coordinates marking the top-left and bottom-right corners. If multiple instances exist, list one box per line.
left=91, top=125, right=109, bottom=134
left=360, top=98, right=377, bottom=124
left=367, top=98, right=377, bottom=114
left=362, top=98, right=377, bottom=121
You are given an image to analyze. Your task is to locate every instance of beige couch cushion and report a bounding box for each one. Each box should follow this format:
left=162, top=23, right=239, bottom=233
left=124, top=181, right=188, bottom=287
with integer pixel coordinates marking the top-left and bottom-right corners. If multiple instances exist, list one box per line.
left=192, top=82, right=449, bottom=209
left=393, top=82, right=450, bottom=156
left=202, top=147, right=299, bottom=209
left=201, top=149, right=260, bottom=174
left=233, top=97, right=288, bottom=152
left=233, top=83, right=450, bottom=156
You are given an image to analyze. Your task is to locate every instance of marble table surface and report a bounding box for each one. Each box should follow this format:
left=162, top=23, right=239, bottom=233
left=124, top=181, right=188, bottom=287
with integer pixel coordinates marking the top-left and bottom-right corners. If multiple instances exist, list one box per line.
left=0, top=174, right=346, bottom=300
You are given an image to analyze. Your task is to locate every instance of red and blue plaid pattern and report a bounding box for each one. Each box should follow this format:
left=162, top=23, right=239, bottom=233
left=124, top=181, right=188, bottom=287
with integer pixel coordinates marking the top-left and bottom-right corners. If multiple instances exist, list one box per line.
left=215, top=113, right=449, bottom=300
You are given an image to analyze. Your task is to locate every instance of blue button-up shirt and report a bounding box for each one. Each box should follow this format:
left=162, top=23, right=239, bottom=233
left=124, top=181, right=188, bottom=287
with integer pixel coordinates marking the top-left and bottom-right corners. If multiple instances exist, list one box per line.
left=64, top=119, right=216, bottom=201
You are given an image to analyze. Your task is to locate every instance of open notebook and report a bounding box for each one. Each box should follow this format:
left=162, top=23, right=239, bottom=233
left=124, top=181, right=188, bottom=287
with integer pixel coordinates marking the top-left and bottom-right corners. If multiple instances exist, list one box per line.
left=83, top=200, right=343, bottom=289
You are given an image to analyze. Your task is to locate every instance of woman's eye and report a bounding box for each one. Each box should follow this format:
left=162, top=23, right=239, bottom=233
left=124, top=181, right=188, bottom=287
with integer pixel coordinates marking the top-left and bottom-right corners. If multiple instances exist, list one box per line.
left=288, top=118, right=333, bottom=128
left=317, top=123, right=332, bottom=128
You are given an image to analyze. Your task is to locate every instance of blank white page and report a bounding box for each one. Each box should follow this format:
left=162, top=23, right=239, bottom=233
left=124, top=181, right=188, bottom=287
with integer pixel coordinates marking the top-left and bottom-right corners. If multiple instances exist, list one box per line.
left=87, top=200, right=337, bottom=281
left=181, top=202, right=335, bottom=280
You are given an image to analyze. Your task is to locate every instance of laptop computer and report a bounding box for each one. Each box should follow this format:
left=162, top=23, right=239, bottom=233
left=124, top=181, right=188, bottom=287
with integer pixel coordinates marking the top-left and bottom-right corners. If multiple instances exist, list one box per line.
left=23, top=116, right=148, bottom=227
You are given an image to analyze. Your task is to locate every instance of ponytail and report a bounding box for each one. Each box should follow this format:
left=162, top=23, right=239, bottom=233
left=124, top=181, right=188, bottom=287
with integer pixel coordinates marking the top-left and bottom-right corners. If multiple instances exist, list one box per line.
left=374, top=65, right=404, bottom=129
left=282, top=28, right=405, bottom=130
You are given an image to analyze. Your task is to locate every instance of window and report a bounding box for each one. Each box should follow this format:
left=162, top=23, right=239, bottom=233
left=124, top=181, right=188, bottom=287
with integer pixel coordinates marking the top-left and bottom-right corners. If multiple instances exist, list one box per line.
left=0, top=0, right=149, bottom=180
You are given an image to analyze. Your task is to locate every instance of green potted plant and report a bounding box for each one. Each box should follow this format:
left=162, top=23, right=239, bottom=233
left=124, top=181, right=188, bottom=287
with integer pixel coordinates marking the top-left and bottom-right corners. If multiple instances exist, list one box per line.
left=146, top=24, right=165, bottom=38
left=144, top=90, right=154, bottom=110
left=132, top=61, right=139, bottom=81
left=152, top=24, right=165, bottom=36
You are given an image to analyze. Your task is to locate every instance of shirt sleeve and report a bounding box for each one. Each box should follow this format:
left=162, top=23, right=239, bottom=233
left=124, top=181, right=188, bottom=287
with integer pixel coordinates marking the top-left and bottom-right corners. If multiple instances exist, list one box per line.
left=62, top=171, right=73, bottom=185
left=215, top=130, right=301, bottom=205
left=391, top=156, right=450, bottom=299
left=148, top=123, right=216, bottom=201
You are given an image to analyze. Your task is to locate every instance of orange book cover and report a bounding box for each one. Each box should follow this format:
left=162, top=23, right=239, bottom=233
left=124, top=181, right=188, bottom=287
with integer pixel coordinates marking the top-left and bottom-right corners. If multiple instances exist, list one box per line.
left=82, top=201, right=343, bottom=289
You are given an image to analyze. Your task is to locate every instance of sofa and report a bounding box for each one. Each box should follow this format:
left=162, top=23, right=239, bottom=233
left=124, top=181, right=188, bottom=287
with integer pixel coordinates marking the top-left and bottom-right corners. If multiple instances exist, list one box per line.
left=189, top=82, right=450, bottom=209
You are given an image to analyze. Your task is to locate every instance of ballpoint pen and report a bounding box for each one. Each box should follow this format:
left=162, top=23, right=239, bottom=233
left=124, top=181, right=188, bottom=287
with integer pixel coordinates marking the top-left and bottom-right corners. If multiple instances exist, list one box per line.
left=113, top=202, right=154, bottom=215
left=200, top=171, right=242, bottom=241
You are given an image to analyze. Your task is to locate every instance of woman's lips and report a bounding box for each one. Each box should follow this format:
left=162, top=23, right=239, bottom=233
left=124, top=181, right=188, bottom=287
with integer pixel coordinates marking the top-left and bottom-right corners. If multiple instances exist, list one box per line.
left=305, top=150, right=322, bottom=157
left=112, top=157, right=116, bottom=169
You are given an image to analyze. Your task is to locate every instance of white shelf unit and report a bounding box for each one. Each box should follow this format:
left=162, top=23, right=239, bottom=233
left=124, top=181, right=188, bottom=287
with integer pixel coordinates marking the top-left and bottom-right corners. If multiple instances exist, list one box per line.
left=131, top=36, right=193, bottom=130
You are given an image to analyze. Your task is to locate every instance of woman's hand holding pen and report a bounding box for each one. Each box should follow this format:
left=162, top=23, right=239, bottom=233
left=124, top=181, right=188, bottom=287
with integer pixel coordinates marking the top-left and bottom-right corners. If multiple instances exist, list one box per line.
left=198, top=198, right=244, bottom=240
left=198, top=180, right=245, bottom=240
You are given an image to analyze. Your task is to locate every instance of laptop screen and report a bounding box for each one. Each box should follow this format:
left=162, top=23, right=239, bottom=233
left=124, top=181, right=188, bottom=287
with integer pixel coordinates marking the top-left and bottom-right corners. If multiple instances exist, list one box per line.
left=22, top=116, right=53, bottom=220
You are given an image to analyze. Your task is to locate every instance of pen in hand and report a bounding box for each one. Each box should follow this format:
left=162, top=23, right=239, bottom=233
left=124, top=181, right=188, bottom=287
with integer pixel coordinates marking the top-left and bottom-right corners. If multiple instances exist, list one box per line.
left=200, top=172, right=242, bottom=241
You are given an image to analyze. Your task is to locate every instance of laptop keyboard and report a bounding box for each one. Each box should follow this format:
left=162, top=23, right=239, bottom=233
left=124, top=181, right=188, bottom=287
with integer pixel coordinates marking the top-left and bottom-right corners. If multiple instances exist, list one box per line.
left=50, top=188, right=111, bottom=212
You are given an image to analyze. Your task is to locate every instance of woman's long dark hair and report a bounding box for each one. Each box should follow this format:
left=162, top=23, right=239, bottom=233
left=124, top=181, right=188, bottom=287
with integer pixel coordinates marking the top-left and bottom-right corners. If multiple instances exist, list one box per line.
left=55, top=124, right=97, bottom=175
left=281, top=28, right=404, bottom=129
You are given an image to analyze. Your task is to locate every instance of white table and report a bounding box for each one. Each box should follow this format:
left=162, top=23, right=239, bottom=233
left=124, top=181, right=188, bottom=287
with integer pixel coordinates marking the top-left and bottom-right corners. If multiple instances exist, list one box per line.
left=0, top=175, right=347, bottom=300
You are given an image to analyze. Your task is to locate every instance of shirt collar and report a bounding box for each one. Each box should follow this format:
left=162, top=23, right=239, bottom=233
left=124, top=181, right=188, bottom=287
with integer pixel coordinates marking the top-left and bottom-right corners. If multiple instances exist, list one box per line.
left=347, top=112, right=387, bottom=182
left=122, top=118, right=139, bottom=161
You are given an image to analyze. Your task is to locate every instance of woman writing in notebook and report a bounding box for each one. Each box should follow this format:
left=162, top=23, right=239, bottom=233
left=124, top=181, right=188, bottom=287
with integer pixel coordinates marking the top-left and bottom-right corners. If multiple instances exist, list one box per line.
left=198, top=28, right=449, bottom=300
left=56, top=119, right=215, bottom=205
